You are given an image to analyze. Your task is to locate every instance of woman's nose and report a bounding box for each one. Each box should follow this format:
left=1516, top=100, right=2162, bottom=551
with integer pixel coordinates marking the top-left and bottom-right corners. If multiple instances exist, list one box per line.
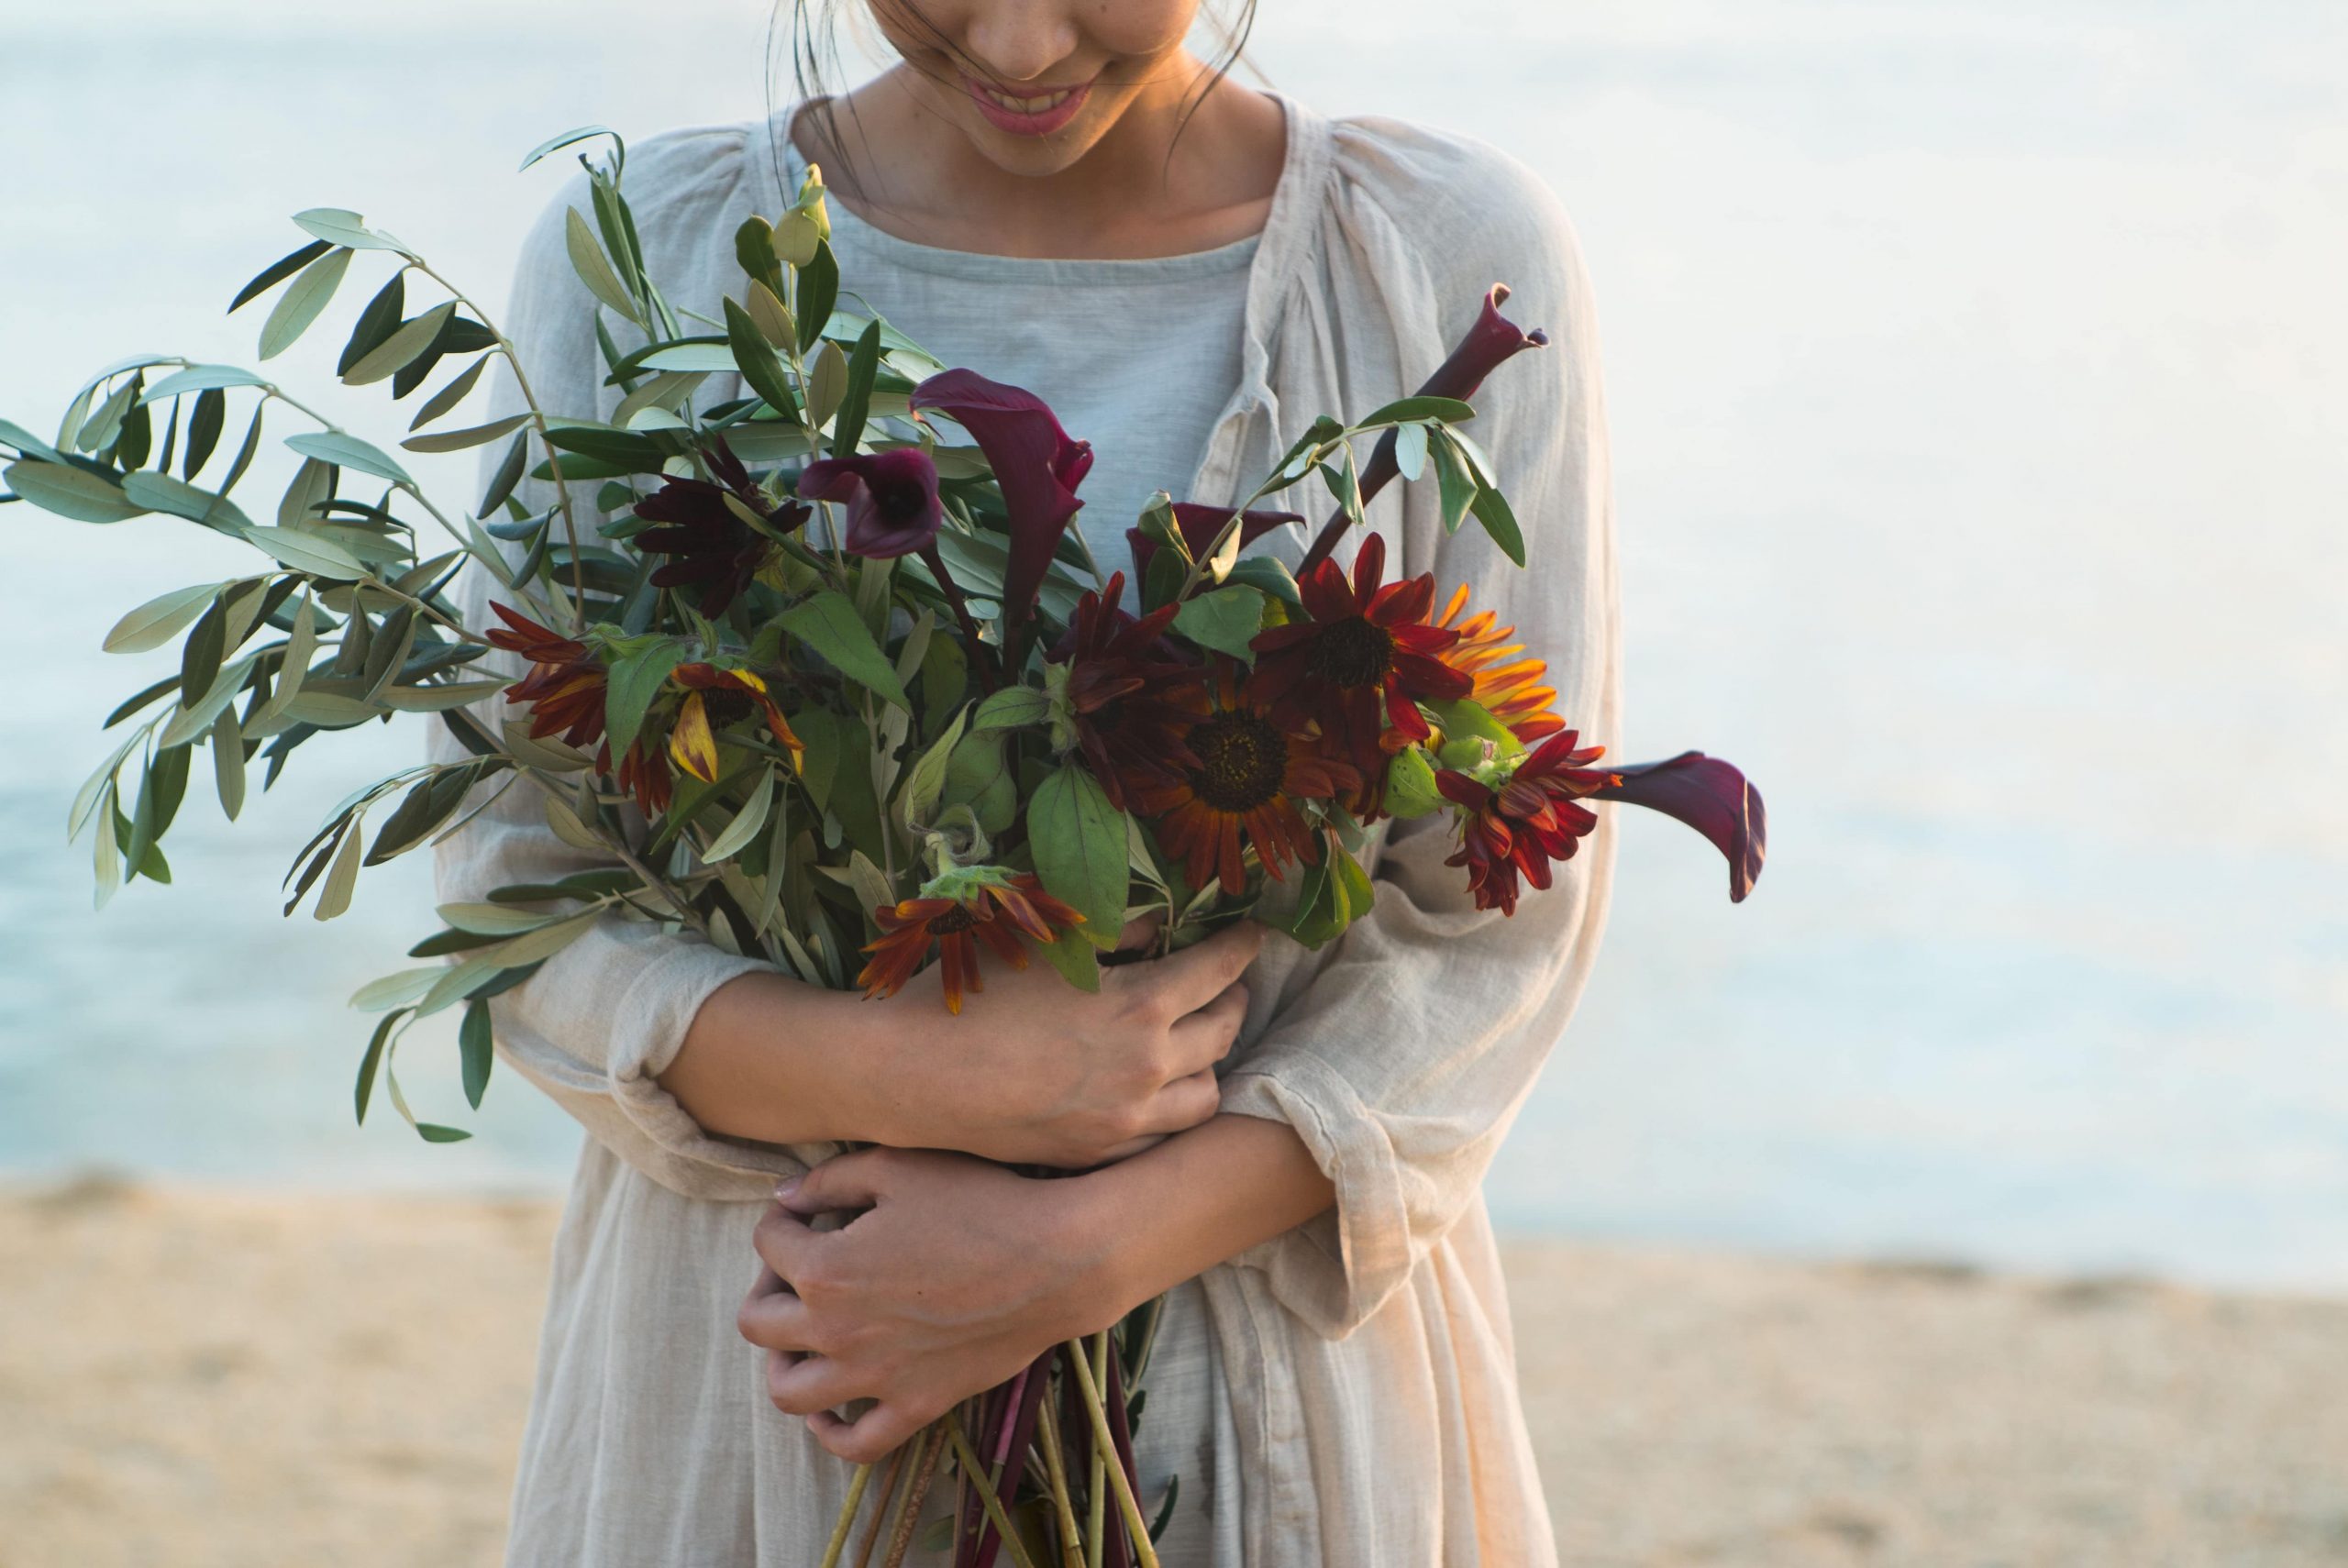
left=960, top=1, right=1084, bottom=87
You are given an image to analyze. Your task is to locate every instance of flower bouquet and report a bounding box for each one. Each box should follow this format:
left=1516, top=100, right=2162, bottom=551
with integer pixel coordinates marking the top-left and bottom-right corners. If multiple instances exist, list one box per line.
left=3, top=127, right=1763, bottom=1567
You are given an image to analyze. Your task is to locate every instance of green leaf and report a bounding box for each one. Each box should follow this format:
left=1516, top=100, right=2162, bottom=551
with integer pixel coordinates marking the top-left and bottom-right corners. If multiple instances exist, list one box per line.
left=1028, top=763, right=1129, bottom=948
left=184, top=388, right=227, bottom=480
left=336, top=271, right=407, bottom=377
left=1172, top=585, right=1268, bottom=663
left=161, top=652, right=258, bottom=748
left=1222, top=554, right=1301, bottom=608
left=400, top=413, right=529, bottom=455
left=1393, top=420, right=1430, bottom=482
left=459, top=999, right=494, bottom=1110
left=144, top=365, right=269, bottom=400
left=437, top=900, right=564, bottom=936
left=344, top=301, right=456, bottom=386
left=353, top=1009, right=404, bottom=1123
left=564, top=206, right=641, bottom=324
left=971, top=685, right=1050, bottom=731
left=1384, top=744, right=1443, bottom=818
left=408, top=356, right=490, bottom=432
left=1468, top=481, right=1526, bottom=568
left=350, top=967, right=443, bottom=1011
left=312, top=821, right=364, bottom=921
left=1356, top=395, right=1477, bottom=428
left=1425, top=697, right=1523, bottom=767
left=479, top=431, right=528, bottom=517
left=1031, top=922, right=1102, bottom=992
left=780, top=591, right=912, bottom=711
left=724, top=296, right=798, bottom=416
left=831, top=318, right=882, bottom=457
left=415, top=1123, right=474, bottom=1144
left=0, top=419, right=63, bottom=464
left=942, top=730, right=1016, bottom=835
left=211, top=707, right=248, bottom=822
left=120, top=472, right=249, bottom=530
left=702, top=766, right=777, bottom=861
left=795, top=240, right=838, bottom=352
left=519, top=124, right=617, bottom=171
left=896, top=704, right=968, bottom=833
left=284, top=430, right=411, bottom=486
left=291, top=207, right=409, bottom=254
left=179, top=599, right=227, bottom=703
left=4, top=459, right=143, bottom=523
left=258, top=246, right=353, bottom=360
left=604, top=639, right=686, bottom=757
left=230, top=239, right=334, bottom=314
left=1429, top=429, right=1479, bottom=534
left=104, top=582, right=220, bottom=654
left=238, top=525, right=367, bottom=580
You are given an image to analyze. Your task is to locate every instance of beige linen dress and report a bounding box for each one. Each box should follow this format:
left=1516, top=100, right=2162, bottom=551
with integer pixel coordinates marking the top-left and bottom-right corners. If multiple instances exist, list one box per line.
left=431, top=91, right=1620, bottom=1567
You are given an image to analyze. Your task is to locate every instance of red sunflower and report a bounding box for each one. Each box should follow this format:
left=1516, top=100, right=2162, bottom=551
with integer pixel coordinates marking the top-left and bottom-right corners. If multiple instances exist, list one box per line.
left=1435, top=730, right=1621, bottom=915
left=1248, top=534, right=1472, bottom=813
left=1129, top=661, right=1360, bottom=895
left=1431, top=583, right=1564, bottom=744
left=1049, top=570, right=1204, bottom=812
left=858, top=872, right=1085, bottom=1014
left=665, top=664, right=805, bottom=784
left=635, top=436, right=807, bottom=615
left=485, top=602, right=606, bottom=749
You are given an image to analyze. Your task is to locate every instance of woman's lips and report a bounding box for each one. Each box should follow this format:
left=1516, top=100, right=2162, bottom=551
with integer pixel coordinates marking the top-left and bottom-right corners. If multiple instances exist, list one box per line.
left=961, top=73, right=1093, bottom=138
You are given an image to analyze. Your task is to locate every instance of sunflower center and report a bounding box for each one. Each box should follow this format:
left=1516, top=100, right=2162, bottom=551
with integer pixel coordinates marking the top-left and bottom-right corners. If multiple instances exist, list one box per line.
left=927, top=903, right=978, bottom=935
left=1309, top=616, right=1394, bottom=689
left=1186, top=710, right=1289, bottom=812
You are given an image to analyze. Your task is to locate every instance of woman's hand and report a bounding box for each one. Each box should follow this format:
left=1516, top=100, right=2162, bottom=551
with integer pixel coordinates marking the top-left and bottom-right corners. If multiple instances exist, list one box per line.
left=860, top=918, right=1263, bottom=1167
left=659, top=918, right=1262, bottom=1169
left=739, top=1147, right=1117, bottom=1464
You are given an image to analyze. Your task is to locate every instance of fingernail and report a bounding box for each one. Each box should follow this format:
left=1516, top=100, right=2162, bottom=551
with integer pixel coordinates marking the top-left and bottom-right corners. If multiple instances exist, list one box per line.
left=773, top=1177, right=801, bottom=1201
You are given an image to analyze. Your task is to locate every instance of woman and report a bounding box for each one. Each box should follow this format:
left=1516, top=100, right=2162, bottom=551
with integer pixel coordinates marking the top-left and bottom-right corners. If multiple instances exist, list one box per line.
left=431, top=1, right=1619, bottom=1562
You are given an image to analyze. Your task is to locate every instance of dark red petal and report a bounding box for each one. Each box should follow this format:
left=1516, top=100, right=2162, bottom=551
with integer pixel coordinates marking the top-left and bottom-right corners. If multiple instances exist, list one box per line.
left=1605, top=752, right=1767, bottom=903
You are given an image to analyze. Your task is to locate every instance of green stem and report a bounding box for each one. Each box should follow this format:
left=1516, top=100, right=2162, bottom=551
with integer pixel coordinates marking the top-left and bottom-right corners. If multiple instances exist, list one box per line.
left=818, top=1462, right=875, bottom=1568
left=1083, top=1333, right=1108, bottom=1568
left=1035, top=1377, right=1087, bottom=1568
left=945, top=1409, right=1042, bottom=1568
left=1066, top=1337, right=1159, bottom=1568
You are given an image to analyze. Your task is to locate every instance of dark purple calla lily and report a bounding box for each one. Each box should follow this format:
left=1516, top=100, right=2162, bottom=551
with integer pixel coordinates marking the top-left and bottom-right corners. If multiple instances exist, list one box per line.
left=1299, top=283, right=1551, bottom=573
left=908, top=369, right=1091, bottom=623
left=796, top=447, right=944, bottom=559
left=1125, top=502, right=1303, bottom=582
left=1606, top=752, right=1767, bottom=903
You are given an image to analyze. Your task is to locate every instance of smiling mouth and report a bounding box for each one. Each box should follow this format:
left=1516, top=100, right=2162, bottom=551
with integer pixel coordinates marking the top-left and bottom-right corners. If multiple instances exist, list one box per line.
left=960, top=74, right=1093, bottom=136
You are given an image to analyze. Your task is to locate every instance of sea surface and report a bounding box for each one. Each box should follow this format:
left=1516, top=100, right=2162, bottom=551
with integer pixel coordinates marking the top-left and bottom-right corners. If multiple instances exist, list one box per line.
left=2, top=1, right=2342, bottom=1290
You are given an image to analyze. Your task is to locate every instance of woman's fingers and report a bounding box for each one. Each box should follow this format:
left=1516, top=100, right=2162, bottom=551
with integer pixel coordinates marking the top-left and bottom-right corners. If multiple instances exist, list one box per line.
left=1163, top=979, right=1248, bottom=1077
left=750, top=1203, right=831, bottom=1280
left=765, top=1348, right=869, bottom=1418
left=806, top=1400, right=932, bottom=1467
left=774, top=1147, right=894, bottom=1219
left=1146, top=1066, right=1224, bottom=1135
left=737, top=1275, right=824, bottom=1354
left=1143, top=921, right=1265, bottom=1018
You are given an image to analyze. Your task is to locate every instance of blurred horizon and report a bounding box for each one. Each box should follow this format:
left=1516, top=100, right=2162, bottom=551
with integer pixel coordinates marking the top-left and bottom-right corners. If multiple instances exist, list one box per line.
left=2, top=2, right=2342, bottom=1291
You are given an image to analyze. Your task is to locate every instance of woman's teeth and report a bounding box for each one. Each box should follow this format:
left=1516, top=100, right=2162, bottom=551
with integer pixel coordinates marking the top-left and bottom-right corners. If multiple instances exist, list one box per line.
left=980, top=87, right=1071, bottom=115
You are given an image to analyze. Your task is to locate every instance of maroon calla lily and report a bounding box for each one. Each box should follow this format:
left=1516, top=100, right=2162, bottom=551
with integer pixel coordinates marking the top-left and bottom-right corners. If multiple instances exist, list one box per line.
left=1298, top=283, right=1551, bottom=574
left=797, top=447, right=944, bottom=559
left=1605, top=752, right=1767, bottom=903
left=1125, top=502, right=1303, bottom=584
left=908, top=369, right=1091, bottom=622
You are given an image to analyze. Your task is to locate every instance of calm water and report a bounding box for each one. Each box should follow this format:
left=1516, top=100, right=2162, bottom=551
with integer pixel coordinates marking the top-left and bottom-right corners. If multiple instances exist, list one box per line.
left=2, top=1, right=2342, bottom=1289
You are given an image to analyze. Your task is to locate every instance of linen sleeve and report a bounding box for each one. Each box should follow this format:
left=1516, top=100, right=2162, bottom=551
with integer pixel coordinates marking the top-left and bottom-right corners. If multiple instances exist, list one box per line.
left=423, top=151, right=800, bottom=1201
left=1217, top=155, right=1623, bottom=1337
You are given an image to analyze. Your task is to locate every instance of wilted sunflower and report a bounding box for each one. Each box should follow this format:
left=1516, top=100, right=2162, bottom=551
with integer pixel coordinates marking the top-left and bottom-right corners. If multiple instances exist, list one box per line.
left=664, top=663, right=805, bottom=784
left=858, top=872, right=1085, bottom=1014
left=1129, top=661, right=1359, bottom=896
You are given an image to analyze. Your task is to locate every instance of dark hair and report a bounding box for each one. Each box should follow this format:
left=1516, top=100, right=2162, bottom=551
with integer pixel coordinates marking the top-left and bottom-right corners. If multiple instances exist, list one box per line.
left=763, top=0, right=1262, bottom=209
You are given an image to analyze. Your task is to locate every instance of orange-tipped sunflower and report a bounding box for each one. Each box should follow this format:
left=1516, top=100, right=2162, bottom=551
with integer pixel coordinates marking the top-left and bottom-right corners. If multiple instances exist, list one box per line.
left=858, top=872, right=1085, bottom=1014
left=665, top=664, right=805, bottom=784
left=1431, top=583, right=1565, bottom=744
left=1129, top=661, right=1360, bottom=896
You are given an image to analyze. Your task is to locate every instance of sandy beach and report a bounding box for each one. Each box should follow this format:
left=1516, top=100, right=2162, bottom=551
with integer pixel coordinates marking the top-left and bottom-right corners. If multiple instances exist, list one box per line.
left=6, top=1179, right=2346, bottom=1568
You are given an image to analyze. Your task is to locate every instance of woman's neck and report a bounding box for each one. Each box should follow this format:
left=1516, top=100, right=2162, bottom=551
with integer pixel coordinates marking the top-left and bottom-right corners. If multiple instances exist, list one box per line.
left=791, top=60, right=1286, bottom=260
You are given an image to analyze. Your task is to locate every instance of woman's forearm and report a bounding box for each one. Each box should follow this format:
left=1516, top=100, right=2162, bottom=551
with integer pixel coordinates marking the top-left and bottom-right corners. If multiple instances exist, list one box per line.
left=659, top=970, right=903, bottom=1145
left=1062, top=1112, right=1335, bottom=1320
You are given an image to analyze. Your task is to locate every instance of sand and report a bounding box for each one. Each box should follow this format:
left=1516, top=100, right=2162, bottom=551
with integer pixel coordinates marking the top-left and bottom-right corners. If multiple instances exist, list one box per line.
left=6, top=1179, right=2345, bottom=1567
